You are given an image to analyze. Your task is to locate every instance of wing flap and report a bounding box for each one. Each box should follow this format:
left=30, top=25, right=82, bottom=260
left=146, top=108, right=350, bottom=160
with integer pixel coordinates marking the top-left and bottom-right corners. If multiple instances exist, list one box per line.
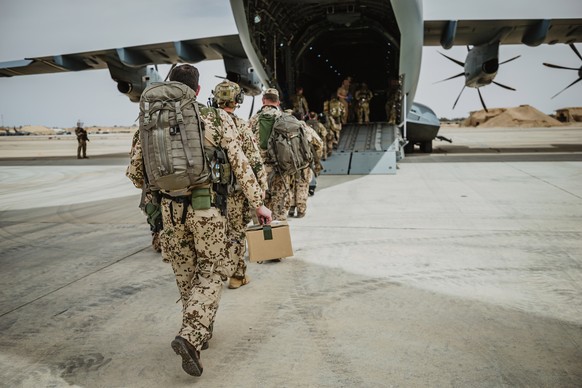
left=0, top=34, right=245, bottom=77
left=424, top=18, right=582, bottom=47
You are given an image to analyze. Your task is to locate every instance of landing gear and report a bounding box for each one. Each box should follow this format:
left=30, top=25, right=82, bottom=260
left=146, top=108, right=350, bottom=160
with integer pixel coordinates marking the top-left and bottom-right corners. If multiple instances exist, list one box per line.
left=404, top=141, right=433, bottom=154
left=404, top=142, right=415, bottom=154
left=420, top=141, right=433, bottom=153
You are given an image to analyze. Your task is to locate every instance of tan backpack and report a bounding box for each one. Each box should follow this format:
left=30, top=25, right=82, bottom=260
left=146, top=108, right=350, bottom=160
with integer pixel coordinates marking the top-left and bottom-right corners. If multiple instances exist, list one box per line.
left=139, top=81, right=211, bottom=192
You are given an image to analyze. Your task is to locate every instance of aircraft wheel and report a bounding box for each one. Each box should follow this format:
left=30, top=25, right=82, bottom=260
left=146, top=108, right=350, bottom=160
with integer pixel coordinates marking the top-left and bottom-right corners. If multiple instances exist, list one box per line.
left=404, top=142, right=415, bottom=154
left=420, top=141, right=433, bottom=153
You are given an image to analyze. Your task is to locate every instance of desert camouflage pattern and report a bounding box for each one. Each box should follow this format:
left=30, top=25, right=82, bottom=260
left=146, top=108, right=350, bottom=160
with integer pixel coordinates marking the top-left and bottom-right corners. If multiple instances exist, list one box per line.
left=126, top=104, right=264, bottom=351
left=226, top=111, right=266, bottom=279
left=227, top=191, right=251, bottom=278
left=160, top=204, right=231, bottom=348
left=126, top=130, right=144, bottom=188
left=230, top=113, right=268, bottom=193
left=306, top=119, right=328, bottom=161
left=336, top=84, right=350, bottom=124
left=323, top=99, right=344, bottom=155
left=289, top=123, right=323, bottom=215
left=291, top=94, right=309, bottom=119
left=247, top=105, right=293, bottom=221
left=355, top=88, right=373, bottom=124
left=126, top=131, right=162, bottom=253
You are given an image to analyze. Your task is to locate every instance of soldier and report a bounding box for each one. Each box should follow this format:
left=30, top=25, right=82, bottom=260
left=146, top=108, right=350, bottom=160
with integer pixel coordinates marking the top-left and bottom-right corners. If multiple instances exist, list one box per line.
left=323, top=95, right=344, bottom=155
left=305, top=111, right=327, bottom=161
left=288, top=113, right=323, bottom=218
left=385, top=78, right=401, bottom=125
left=211, top=79, right=268, bottom=289
left=336, top=77, right=351, bottom=124
left=126, top=64, right=272, bottom=377
left=247, top=88, right=291, bottom=222
left=128, top=130, right=162, bottom=253
left=355, top=83, right=374, bottom=124
left=291, top=86, right=309, bottom=120
left=75, top=120, right=89, bottom=159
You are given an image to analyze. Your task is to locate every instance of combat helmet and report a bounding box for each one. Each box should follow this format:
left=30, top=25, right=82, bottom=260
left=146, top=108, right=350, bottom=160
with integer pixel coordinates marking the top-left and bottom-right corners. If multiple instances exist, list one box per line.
left=211, top=80, right=244, bottom=107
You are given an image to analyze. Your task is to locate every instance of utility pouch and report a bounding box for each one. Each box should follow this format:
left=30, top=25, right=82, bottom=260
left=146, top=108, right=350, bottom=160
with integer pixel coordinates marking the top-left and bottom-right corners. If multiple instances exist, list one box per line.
left=144, top=202, right=162, bottom=231
left=191, top=187, right=212, bottom=210
left=220, top=162, right=231, bottom=185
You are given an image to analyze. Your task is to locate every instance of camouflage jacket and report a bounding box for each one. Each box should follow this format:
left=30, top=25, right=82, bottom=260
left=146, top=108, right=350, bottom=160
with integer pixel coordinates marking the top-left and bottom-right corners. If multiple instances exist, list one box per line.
left=302, top=120, right=324, bottom=162
left=227, top=112, right=268, bottom=192
left=126, top=105, right=264, bottom=209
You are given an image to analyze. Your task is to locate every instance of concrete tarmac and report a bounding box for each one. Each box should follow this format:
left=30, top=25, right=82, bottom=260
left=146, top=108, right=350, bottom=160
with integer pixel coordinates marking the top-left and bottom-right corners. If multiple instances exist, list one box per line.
left=1, top=126, right=581, bottom=387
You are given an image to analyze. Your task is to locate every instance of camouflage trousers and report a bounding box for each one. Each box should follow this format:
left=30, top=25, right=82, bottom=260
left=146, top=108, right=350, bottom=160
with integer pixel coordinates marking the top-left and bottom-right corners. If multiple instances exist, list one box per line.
left=265, top=165, right=292, bottom=221
left=328, top=117, right=342, bottom=151
left=159, top=198, right=236, bottom=351
left=289, top=168, right=313, bottom=214
left=357, top=102, right=370, bottom=124
left=226, top=191, right=252, bottom=279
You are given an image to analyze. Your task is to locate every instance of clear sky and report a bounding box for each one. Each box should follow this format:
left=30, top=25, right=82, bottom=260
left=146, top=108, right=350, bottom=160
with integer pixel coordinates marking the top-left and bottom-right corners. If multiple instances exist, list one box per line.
left=0, top=0, right=580, bottom=128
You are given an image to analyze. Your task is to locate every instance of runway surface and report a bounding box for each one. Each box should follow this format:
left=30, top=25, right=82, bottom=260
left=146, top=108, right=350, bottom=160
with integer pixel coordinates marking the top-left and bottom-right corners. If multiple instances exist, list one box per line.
left=1, top=126, right=581, bottom=387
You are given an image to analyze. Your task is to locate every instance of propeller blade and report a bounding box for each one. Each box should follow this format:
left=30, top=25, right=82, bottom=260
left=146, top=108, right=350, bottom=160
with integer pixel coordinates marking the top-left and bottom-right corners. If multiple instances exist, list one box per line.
left=438, top=52, right=465, bottom=67
left=500, top=55, right=521, bottom=65
left=543, top=63, right=580, bottom=71
left=570, top=43, right=582, bottom=61
left=434, top=72, right=465, bottom=84
left=492, top=81, right=516, bottom=91
left=477, top=88, right=488, bottom=112
left=551, top=77, right=582, bottom=99
left=452, top=86, right=466, bottom=110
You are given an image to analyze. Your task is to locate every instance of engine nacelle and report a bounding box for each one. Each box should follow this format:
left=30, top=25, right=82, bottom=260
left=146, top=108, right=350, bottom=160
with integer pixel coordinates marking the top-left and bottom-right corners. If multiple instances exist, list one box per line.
left=107, top=65, right=162, bottom=102
left=223, top=57, right=262, bottom=96
left=464, top=43, right=499, bottom=88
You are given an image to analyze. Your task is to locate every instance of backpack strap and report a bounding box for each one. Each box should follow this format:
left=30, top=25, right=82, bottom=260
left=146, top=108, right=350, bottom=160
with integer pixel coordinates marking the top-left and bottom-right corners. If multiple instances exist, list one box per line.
left=175, top=101, right=195, bottom=167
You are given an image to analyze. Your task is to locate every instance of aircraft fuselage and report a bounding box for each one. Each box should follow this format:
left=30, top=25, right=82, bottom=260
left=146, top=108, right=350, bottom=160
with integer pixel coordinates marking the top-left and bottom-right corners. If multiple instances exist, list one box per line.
left=230, top=0, right=423, bottom=123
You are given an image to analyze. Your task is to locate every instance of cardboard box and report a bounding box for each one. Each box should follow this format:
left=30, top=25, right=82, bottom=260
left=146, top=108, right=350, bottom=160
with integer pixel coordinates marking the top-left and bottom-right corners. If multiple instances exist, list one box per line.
left=245, top=221, right=293, bottom=262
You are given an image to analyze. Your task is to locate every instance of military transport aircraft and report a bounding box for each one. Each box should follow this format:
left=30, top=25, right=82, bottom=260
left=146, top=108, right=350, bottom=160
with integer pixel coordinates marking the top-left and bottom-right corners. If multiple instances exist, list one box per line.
left=1, top=0, right=581, bottom=164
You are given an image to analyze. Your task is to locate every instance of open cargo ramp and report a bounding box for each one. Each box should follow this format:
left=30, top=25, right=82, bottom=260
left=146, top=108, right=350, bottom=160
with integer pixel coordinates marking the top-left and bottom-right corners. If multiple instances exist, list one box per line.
left=320, top=122, right=404, bottom=175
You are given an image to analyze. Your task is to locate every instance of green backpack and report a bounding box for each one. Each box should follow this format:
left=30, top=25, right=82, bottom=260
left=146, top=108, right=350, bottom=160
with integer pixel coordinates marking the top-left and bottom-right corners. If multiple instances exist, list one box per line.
left=139, top=81, right=211, bottom=192
left=267, top=112, right=314, bottom=175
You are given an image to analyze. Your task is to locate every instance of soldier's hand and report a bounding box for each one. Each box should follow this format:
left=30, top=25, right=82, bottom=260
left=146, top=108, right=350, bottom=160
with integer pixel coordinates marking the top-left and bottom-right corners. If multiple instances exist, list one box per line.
left=256, top=205, right=272, bottom=225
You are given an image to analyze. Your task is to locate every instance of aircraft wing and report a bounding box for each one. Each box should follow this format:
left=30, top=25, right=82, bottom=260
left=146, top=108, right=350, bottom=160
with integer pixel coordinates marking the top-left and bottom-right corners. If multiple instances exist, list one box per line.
left=0, top=34, right=246, bottom=77
left=424, top=18, right=582, bottom=49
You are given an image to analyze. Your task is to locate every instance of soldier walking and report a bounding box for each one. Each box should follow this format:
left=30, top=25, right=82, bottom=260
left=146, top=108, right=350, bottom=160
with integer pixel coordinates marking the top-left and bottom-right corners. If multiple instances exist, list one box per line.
left=126, top=65, right=271, bottom=377
left=211, top=79, right=267, bottom=289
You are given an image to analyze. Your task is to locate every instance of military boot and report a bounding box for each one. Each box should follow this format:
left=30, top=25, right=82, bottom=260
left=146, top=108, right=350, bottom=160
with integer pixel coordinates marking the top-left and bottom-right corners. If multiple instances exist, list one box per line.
left=288, top=206, right=296, bottom=217
left=228, top=275, right=251, bottom=289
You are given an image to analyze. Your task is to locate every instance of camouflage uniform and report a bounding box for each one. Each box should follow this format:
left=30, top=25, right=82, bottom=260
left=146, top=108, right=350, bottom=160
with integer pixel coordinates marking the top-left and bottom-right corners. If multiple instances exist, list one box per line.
left=337, top=84, right=350, bottom=124
left=291, top=92, right=309, bottom=119
left=323, top=98, right=344, bottom=155
left=127, top=130, right=162, bottom=253
left=355, top=85, right=373, bottom=124
left=226, top=113, right=267, bottom=280
left=288, top=123, right=323, bottom=217
left=127, top=106, right=263, bottom=351
left=247, top=104, right=291, bottom=221
left=306, top=117, right=328, bottom=162
left=385, top=78, right=402, bottom=125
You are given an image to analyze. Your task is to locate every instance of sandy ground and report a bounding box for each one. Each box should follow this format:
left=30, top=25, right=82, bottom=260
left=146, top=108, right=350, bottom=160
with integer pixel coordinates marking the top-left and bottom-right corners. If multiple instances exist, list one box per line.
left=0, top=126, right=581, bottom=387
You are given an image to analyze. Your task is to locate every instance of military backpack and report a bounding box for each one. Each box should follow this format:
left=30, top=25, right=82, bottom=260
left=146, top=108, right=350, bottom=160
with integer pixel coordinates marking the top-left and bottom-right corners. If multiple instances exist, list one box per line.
left=139, top=81, right=211, bottom=192
left=266, top=112, right=314, bottom=175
